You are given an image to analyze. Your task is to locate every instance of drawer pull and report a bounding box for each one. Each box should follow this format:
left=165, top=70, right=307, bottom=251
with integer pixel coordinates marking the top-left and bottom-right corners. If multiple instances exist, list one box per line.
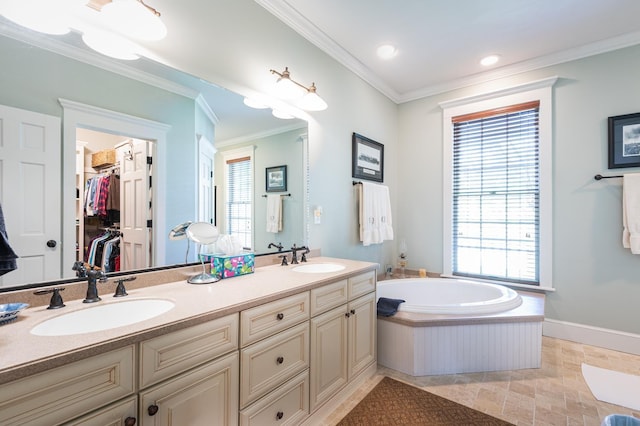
left=345, top=312, right=351, bottom=318
left=276, top=411, right=284, bottom=420
left=276, top=312, right=284, bottom=320
left=350, top=309, right=356, bottom=315
left=147, top=404, right=159, bottom=416
left=276, top=356, right=284, bottom=364
left=124, top=417, right=137, bottom=426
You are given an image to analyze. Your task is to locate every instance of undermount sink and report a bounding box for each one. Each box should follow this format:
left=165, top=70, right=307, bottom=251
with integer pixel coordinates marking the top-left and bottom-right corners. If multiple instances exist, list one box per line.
left=292, top=263, right=346, bottom=273
left=30, top=299, right=175, bottom=336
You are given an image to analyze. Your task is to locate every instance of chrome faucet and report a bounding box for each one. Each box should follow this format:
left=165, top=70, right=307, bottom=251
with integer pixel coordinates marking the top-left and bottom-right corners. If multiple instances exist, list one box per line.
left=84, top=268, right=108, bottom=303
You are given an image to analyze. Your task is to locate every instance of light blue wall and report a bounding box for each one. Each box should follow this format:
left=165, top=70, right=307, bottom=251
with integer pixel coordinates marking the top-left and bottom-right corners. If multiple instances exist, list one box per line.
left=397, top=45, right=640, bottom=334
left=0, top=36, right=198, bottom=267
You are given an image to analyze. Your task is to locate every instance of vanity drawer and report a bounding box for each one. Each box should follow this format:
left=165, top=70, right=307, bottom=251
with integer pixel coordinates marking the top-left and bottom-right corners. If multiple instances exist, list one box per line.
left=0, top=345, right=135, bottom=426
left=348, top=270, right=376, bottom=300
left=310, top=279, right=348, bottom=316
left=241, top=292, right=309, bottom=347
left=240, top=322, right=309, bottom=408
left=240, top=370, right=309, bottom=426
left=140, top=313, right=239, bottom=388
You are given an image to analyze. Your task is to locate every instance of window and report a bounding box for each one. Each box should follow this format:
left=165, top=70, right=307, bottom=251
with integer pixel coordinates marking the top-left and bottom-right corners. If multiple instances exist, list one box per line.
left=223, top=147, right=254, bottom=250
left=441, top=78, right=555, bottom=289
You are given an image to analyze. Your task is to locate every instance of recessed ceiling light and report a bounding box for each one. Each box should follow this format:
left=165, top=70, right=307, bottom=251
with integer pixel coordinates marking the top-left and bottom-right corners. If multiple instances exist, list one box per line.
left=377, top=44, right=398, bottom=60
left=480, top=55, right=500, bottom=66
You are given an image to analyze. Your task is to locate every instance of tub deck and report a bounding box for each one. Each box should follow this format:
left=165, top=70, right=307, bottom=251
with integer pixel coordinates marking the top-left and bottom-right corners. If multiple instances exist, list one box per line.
left=378, top=290, right=544, bottom=326
left=377, top=290, right=545, bottom=376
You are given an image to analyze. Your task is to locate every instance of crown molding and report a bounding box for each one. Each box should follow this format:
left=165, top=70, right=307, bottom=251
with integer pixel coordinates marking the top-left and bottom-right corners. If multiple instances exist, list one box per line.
left=216, top=122, right=307, bottom=147
left=255, top=1, right=640, bottom=104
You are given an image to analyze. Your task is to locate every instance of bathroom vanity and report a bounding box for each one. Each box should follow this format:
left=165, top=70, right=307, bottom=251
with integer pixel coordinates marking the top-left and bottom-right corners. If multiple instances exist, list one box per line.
left=0, top=257, right=377, bottom=425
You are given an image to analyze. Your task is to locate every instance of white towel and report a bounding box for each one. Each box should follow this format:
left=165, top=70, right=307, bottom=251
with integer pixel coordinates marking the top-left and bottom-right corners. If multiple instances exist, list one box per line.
left=622, top=173, right=640, bottom=253
left=266, top=194, right=282, bottom=233
left=359, top=182, right=393, bottom=246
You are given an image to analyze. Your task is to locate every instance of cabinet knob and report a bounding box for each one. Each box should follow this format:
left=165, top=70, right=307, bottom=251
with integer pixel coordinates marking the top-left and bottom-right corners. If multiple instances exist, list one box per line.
left=350, top=309, right=356, bottom=315
left=124, top=417, right=137, bottom=426
left=276, top=411, right=284, bottom=420
left=276, top=356, right=284, bottom=364
left=147, top=404, right=159, bottom=416
left=345, top=312, right=351, bottom=318
left=276, top=313, right=284, bottom=320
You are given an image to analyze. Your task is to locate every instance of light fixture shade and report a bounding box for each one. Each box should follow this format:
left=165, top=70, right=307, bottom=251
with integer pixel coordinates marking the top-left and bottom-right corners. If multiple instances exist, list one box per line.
left=243, top=97, right=269, bottom=109
left=101, top=0, right=167, bottom=41
left=298, top=86, right=328, bottom=111
left=0, top=0, right=81, bottom=35
left=275, top=76, right=306, bottom=100
left=272, top=109, right=295, bottom=120
left=82, top=30, right=140, bottom=60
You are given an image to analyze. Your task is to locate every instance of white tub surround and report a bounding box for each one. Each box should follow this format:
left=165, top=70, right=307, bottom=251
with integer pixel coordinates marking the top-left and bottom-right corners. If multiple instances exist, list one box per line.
left=377, top=289, right=544, bottom=376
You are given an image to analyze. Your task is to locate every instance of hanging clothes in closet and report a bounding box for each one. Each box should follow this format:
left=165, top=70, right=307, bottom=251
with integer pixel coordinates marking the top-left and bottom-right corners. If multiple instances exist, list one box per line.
left=85, top=229, right=121, bottom=272
left=84, top=170, right=120, bottom=225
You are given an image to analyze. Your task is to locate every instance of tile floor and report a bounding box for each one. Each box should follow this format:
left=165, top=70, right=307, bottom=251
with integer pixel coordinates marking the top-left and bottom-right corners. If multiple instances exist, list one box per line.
left=324, top=337, right=640, bottom=426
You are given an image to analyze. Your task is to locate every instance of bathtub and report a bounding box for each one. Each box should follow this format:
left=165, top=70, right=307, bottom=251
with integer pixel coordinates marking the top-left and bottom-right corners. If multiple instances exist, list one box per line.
left=376, top=277, right=544, bottom=376
left=377, top=278, right=523, bottom=315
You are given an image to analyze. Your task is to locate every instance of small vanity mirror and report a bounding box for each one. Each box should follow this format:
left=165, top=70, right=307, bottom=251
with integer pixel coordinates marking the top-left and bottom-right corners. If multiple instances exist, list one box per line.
left=185, top=222, right=220, bottom=285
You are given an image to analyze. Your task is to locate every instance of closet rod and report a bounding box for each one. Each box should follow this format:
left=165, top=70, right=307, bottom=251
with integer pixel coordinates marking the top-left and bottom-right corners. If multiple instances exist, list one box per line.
left=594, top=174, right=623, bottom=180
left=262, top=193, right=291, bottom=197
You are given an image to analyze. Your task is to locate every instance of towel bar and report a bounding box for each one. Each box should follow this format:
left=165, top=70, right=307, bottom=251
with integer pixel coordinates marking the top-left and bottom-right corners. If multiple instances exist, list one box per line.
left=594, top=174, right=623, bottom=180
left=262, top=193, right=291, bottom=197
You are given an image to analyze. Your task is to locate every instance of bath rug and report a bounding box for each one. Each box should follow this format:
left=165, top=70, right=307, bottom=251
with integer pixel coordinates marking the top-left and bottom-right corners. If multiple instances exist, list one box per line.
left=582, top=363, right=640, bottom=411
left=337, top=376, right=513, bottom=425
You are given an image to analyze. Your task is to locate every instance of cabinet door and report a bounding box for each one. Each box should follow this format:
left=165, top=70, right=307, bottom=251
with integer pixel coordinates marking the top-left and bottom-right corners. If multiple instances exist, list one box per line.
left=140, top=352, right=239, bottom=426
left=309, top=305, right=348, bottom=412
left=347, top=292, right=376, bottom=380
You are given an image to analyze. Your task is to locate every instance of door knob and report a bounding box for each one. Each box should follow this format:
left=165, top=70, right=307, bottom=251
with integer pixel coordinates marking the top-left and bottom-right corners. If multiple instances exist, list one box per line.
left=46, top=239, right=57, bottom=248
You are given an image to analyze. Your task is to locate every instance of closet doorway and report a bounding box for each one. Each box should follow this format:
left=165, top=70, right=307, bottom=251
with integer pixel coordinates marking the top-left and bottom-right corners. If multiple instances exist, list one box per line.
left=77, top=128, right=153, bottom=273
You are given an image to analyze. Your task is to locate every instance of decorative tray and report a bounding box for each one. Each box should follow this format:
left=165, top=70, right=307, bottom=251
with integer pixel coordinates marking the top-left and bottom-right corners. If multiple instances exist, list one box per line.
left=0, top=303, right=29, bottom=325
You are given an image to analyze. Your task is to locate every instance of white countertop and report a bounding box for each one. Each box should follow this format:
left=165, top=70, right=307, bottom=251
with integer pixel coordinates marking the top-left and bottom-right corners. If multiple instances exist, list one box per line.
left=0, top=257, right=377, bottom=384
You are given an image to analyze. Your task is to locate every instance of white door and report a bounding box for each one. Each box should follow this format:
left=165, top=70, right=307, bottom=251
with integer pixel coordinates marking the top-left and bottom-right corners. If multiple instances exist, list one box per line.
left=198, top=136, right=216, bottom=224
left=118, top=139, right=151, bottom=271
left=0, top=104, right=61, bottom=287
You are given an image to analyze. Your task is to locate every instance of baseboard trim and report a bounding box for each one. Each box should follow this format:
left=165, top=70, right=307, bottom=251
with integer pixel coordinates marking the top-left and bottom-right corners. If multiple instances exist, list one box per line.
left=543, top=319, right=640, bottom=356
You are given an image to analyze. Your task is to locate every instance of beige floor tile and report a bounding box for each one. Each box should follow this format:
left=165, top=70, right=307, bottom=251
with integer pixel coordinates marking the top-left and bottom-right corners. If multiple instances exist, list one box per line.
left=325, top=337, right=640, bottom=426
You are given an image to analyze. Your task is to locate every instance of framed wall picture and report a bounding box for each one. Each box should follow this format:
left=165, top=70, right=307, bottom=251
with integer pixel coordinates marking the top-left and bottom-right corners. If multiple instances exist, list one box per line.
left=352, top=132, right=384, bottom=182
left=266, top=165, right=287, bottom=192
left=608, top=112, right=640, bottom=169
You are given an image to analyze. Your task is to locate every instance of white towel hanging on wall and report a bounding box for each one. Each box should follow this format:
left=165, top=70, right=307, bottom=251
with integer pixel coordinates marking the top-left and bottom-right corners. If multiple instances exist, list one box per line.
left=358, top=181, right=393, bottom=246
left=266, top=194, right=282, bottom=233
left=622, top=173, right=640, bottom=253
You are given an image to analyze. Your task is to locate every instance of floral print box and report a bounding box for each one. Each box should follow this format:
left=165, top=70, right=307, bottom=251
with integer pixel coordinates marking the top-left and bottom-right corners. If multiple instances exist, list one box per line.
left=211, top=253, right=255, bottom=279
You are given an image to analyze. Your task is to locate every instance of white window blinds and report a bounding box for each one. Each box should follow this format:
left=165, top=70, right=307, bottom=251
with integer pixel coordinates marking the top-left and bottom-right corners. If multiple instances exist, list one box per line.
left=451, top=101, right=540, bottom=285
left=226, top=156, right=252, bottom=250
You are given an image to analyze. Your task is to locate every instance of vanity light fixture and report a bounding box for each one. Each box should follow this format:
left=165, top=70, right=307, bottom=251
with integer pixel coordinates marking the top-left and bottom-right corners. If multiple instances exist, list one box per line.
left=0, top=0, right=167, bottom=60
left=100, top=0, right=167, bottom=41
left=272, top=109, right=295, bottom=120
left=270, top=67, right=328, bottom=111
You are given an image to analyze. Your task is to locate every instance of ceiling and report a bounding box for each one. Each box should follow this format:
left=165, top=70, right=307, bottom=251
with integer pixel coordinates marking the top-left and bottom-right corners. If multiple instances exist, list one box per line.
left=4, top=0, right=640, bottom=141
left=257, top=0, right=640, bottom=103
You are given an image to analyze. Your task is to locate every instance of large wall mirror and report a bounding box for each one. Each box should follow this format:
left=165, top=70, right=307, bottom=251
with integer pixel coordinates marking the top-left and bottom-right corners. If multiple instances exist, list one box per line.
left=0, top=18, right=308, bottom=291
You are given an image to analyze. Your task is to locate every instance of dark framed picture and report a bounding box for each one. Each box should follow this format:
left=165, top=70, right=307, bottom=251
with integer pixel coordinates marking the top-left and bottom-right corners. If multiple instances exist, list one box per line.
left=266, top=165, right=287, bottom=192
left=352, top=132, right=384, bottom=182
left=608, top=112, right=640, bottom=169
